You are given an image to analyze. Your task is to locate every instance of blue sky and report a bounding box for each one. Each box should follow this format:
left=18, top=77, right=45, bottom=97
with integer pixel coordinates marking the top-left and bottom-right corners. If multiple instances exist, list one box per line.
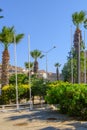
left=0, top=0, right=87, bottom=73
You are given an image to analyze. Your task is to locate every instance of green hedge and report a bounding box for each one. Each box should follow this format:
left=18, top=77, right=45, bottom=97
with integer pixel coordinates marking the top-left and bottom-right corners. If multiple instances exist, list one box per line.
left=45, top=81, right=87, bottom=120
left=0, top=84, right=29, bottom=104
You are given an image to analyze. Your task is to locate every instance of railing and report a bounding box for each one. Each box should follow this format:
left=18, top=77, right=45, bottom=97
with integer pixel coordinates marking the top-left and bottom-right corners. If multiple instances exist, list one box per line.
left=0, top=103, right=58, bottom=112
left=0, top=103, right=31, bottom=111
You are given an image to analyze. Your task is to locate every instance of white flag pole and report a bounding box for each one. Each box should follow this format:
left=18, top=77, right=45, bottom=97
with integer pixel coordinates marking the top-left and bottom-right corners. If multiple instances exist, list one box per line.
left=28, top=34, right=33, bottom=110
left=71, top=25, right=73, bottom=83
left=14, top=34, right=19, bottom=109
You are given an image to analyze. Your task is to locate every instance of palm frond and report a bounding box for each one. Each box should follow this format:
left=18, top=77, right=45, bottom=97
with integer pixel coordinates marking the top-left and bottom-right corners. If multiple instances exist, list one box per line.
left=0, top=26, right=24, bottom=49
left=0, top=16, right=3, bottom=18
left=0, top=8, right=3, bottom=12
left=84, top=19, right=87, bottom=29
left=30, top=49, right=42, bottom=61
left=40, top=54, right=44, bottom=58
left=15, top=34, right=24, bottom=43
left=54, top=63, right=61, bottom=67
left=0, top=8, right=3, bottom=19
left=79, top=11, right=86, bottom=23
left=72, top=11, right=86, bottom=28
left=25, top=62, right=33, bottom=69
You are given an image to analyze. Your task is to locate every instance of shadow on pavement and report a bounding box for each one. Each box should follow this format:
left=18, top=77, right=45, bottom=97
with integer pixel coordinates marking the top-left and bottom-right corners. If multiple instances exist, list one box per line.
left=6, top=109, right=71, bottom=121
left=4, top=108, right=87, bottom=130
left=40, top=126, right=58, bottom=130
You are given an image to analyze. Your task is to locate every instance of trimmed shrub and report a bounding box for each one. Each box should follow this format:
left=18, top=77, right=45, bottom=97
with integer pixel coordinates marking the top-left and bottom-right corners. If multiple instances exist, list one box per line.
left=46, top=81, right=87, bottom=120
left=1, top=84, right=29, bottom=104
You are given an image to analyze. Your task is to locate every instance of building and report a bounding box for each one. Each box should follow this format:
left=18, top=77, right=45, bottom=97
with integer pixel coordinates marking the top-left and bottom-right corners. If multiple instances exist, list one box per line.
left=0, top=64, right=57, bottom=82
left=38, top=70, right=57, bottom=81
left=0, top=64, right=26, bottom=81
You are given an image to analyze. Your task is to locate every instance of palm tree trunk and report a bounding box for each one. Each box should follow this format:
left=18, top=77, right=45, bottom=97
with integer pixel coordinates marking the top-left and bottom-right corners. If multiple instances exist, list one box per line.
left=56, top=68, right=59, bottom=80
left=77, top=33, right=80, bottom=83
left=74, top=29, right=82, bottom=83
left=1, top=49, right=9, bottom=87
left=34, top=61, right=38, bottom=73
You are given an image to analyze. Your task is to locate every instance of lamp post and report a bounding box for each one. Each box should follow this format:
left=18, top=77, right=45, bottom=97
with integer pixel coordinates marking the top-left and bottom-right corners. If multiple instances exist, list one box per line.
left=42, top=46, right=56, bottom=79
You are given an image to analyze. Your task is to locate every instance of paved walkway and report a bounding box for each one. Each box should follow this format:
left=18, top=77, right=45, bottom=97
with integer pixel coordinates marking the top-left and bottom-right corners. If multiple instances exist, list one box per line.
left=0, top=108, right=87, bottom=130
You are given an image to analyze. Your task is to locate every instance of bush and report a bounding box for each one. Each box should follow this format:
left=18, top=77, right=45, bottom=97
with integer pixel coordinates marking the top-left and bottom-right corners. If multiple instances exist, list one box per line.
left=45, top=81, right=87, bottom=120
left=1, top=84, right=29, bottom=104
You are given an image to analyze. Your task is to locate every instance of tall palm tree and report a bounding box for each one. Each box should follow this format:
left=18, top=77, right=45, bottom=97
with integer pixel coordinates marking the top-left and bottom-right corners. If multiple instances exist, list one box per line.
left=0, top=26, right=24, bottom=87
left=72, top=11, right=86, bottom=83
left=54, top=63, right=61, bottom=80
left=30, top=49, right=43, bottom=73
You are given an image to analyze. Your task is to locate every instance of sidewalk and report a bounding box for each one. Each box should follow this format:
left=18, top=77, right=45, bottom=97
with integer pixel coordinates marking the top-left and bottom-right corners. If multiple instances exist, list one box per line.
left=0, top=108, right=87, bottom=130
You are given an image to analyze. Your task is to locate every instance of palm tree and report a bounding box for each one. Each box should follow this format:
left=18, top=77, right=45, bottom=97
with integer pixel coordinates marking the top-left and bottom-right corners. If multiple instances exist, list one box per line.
left=24, top=62, right=34, bottom=75
left=30, top=49, right=43, bottom=73
left=54, top=63, right=61, bottom=80
left=72, top=11, right=86, bottom=83
left=0, top=26, right=24, bottom=87
left=25, top=62, right=33, bottom=69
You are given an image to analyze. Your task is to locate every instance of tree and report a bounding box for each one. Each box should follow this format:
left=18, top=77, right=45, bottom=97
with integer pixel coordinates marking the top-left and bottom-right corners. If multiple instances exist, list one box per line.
left=31, top=77, right=48, bottom=104
left=24, top=61, right=34, bottom=76
left=62, top=51, right=77, bottom=82
left=9, top=74, right=29, bottom=85
left=54, top=63, right=61, bottom=80
left=62, top=62, right=71, bottom=82
left=72, top=11, right=86, bottom=83
left=1, top=84, right=29, bottom=104
left=30, top=49, right=43, bottom=73
left=0, top=26, right=24, bottom=87
left=62, top=45, right=85, bottom=83
left=24, top=62, right=33, bottom=69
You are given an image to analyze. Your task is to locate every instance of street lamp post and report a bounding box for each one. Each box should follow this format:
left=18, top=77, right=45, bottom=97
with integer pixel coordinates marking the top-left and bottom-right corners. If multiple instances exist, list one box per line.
left=42, top=46, right=56, bottom=79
